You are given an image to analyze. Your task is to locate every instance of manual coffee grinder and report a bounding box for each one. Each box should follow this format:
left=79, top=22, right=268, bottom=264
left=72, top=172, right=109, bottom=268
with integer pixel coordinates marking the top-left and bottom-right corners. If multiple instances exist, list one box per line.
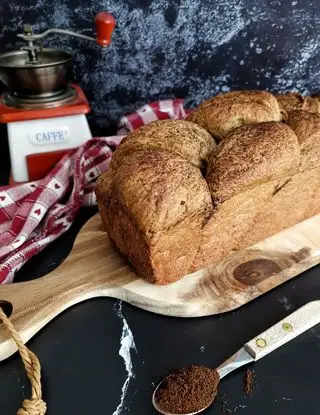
left=0, top=12, right=116, bottom=183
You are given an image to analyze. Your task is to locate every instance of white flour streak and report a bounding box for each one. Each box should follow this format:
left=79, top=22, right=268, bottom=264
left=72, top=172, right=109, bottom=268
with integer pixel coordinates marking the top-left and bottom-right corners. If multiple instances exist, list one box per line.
left=112, top=301, right=137, bottom=415
left=277, top=296, right=294, bottom=311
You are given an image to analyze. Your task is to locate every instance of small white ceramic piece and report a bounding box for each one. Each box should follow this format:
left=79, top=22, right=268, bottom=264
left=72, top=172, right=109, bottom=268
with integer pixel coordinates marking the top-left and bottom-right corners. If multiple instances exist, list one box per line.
left=8, top=114, right=92, bottom=182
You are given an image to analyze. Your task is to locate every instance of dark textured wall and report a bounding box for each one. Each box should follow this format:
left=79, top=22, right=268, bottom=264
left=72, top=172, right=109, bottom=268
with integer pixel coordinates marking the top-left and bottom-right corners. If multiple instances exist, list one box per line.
left=0, top=0, right=319, bottom=134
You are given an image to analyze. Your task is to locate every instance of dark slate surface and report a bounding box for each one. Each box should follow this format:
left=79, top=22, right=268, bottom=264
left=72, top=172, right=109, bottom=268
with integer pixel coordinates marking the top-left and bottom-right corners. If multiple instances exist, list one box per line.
left=0, top=0, right=319, bottom=134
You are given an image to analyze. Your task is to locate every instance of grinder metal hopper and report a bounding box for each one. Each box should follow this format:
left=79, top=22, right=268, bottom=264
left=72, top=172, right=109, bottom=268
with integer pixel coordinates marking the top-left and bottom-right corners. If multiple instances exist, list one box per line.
left=0, top=12, right=116, bottom=108
left=0, top=12, right=116, bottom=182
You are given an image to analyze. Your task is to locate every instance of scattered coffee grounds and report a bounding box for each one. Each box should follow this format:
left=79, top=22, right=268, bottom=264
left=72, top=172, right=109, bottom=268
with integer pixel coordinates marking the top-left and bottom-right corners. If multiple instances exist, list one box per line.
left=155, top=365, right=220, bottom=414
left=243, top=369, right=255, bottom=395
left=219, top=394, right=233, bottom=415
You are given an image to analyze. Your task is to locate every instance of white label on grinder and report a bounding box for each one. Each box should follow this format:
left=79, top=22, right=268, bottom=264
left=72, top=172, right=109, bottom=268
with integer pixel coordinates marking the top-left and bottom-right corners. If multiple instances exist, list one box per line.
left=29, top=127, right=70, bottom=146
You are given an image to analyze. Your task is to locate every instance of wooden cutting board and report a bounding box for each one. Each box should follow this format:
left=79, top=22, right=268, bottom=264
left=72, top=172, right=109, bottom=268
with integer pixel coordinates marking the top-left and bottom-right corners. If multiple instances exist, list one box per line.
left=0, top=213, right=319, bottom=361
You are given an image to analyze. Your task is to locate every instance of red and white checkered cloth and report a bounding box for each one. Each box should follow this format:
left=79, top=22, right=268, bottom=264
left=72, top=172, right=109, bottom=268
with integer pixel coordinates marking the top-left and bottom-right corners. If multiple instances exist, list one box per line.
left=0, top=99, right=188, bottom=284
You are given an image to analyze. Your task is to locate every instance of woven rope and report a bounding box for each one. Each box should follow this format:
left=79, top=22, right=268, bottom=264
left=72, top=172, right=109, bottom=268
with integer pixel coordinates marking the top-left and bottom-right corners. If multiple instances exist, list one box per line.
left=0, top=308, right=47, bottom=415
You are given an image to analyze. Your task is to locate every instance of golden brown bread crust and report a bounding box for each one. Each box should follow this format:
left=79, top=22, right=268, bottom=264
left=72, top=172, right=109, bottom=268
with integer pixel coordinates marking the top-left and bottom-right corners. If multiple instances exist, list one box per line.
left=238, top=167, right=320, bottom=250
left=110, top=119, right=216, bottom=171
left=97, top=149, right=213, bottom=284
left=193, top=167, right=320, bottom=272
left=96, top=119, right=216, bottom=206
left=193, top=180, right=282, bottom=270
left=111, top=149, right=212, bottom=233
left=206, top=122, right=300, bottom=203
left=186, top=90, right=281, bottom=140
left=276, top=93, right=320, bottom=119
left=287, top=110, right=320, bottom=172
left=96, top=90, right=320, bottom=285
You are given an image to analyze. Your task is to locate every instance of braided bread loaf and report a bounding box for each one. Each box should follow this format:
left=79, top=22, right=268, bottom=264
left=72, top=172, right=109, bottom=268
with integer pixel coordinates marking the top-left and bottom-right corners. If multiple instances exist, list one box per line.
left=96, top=90, right=320, bottom=284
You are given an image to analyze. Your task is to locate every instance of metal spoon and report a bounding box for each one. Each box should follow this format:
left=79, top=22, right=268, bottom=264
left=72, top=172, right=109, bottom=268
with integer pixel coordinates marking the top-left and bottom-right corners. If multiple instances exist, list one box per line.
left=152, top=300, right=320, bottom=415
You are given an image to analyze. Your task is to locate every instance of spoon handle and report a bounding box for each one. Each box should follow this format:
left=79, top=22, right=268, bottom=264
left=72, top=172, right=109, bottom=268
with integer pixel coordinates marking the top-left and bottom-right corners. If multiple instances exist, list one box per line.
left=244, top=300, right=320, bottom=360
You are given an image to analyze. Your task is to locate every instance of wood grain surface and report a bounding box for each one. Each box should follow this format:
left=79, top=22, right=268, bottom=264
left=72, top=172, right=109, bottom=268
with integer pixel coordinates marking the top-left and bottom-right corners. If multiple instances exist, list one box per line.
left=0, top=213, right=319, bottom=361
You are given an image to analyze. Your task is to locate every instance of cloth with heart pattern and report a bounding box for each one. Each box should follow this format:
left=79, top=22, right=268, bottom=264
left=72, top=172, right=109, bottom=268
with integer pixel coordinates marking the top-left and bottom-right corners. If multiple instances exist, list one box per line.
left=0, top=99, right=188, bottom=284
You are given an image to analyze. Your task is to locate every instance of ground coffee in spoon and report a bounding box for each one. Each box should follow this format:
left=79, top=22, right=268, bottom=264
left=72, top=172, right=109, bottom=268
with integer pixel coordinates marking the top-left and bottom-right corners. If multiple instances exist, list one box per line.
left=155, top=365, right=220, bottom=414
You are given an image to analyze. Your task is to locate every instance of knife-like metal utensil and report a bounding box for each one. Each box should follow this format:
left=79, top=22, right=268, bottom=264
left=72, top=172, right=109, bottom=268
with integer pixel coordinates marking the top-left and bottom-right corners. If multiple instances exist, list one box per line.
left=153, top=300, right=320, bottom=415
left=216, top=346, right=253, bottom=379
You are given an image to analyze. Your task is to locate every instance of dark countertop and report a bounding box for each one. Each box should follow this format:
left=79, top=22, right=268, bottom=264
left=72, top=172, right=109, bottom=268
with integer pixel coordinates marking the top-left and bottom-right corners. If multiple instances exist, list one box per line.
left=0, top=137, right=320, bottom=415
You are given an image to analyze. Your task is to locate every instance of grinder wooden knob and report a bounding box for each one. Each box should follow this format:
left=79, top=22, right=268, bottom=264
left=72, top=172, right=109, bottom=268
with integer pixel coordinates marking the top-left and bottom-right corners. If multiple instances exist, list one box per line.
left=95, top=12, right=116, bottom=47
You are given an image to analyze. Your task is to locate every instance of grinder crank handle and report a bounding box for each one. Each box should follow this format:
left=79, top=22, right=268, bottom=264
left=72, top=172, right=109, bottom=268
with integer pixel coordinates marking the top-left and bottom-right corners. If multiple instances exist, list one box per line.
left=244, top=300, right=320, bottom=360
left=95, top=12, right=116, bottom=47
left=17, top=11, right=116, bottom=47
